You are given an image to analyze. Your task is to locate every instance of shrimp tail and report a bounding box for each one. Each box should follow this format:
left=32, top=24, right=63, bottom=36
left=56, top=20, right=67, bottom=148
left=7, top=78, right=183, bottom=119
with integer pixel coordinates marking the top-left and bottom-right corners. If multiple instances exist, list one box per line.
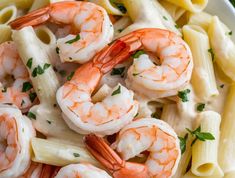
left=84, top=134, right=124, bottom=174
left=93, top=40, right=131, bottom=74
left=10, top=7, right=50, bottom=30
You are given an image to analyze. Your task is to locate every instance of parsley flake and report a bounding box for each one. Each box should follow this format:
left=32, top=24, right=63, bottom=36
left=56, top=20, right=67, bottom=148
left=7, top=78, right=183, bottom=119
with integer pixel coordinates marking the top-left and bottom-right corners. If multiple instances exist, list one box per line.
left=43, top=63, right=51, bottom=70
left=29, top=92, right=37, bottom=103
left=47, top=120, right=52, bottom=124
left=112, top=85, right=121, bottom=96
left=59, top=70, right=66, bottom=77
left=111, top=67, right=125, bottom=76
left=1, top=87, right=7, bottom=93
left=110, top=0, right=127, bottom=13
left=163, top=16, right=168, bottom=21
left=220, top=84, right=224, bottom=88
left=73, top=153, right=80, bottom=157
left=178, top=89, right=190, bottom=102
left=118, top=29, right=123, bottom=33
left=21, top=100, right=25, bottom=106
left=132, top=50, right=145, bottom=58
left=67, top=71, right=75, bottom=81
left=65, top=34, right=80, bottom=44
left=178, top=133, right=188, bottom=154
left=22, top=82, right=33, bottom=92
left=27, top=112, right=36, bottom=120
left=26, top=58, right=33, bottom=69
left=227, top=31, right=233, bottom=36
left=208, top=48, right=215, bottom=61
left=196, top=103, right=205, bottom=112
left=56, top=47, right=60, bottom=54
left=175, top=24, right=180, bottom=29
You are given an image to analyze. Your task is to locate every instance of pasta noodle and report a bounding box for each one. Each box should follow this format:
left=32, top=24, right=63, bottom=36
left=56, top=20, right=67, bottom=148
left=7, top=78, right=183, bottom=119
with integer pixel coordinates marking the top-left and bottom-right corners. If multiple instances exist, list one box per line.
left=191, top=111, right=221, bottom=176
left=159, top=0, right=186, bottom=21
left=0, top=5, right=17, bottom=25
left=208, top=16, right=235, bottom=81
left=183, top=25, right=218, bottom=101
left=163, top=0, right=208, bottom=13
left=187, top=12, right=212, bottom=30
left=219, top=84, right=235, bottom=173
left=0, top=0, right=33, bottom=9
left=31, top=138, right=100, bottom=167
left=0, top=25, right=12, bottom=43
left=224, top=171, right=235, bottom=178
left=183, top=167, right=224, bottom=178
left=113, top=16, right=132, bottom=38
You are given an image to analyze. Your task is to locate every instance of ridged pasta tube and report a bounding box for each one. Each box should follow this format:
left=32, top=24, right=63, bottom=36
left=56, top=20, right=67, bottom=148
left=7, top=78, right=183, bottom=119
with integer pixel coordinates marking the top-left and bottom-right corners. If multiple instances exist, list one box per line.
left=0, top=0, right=33, bottom=9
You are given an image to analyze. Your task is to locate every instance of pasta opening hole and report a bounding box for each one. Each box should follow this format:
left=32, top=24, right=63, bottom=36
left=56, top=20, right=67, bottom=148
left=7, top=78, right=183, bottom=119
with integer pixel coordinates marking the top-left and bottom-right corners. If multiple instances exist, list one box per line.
left=197, top=163, right=214, bottom=173
left=36, top=29, right=51, bottom=44
left=0, top=9, right=14, bottom=24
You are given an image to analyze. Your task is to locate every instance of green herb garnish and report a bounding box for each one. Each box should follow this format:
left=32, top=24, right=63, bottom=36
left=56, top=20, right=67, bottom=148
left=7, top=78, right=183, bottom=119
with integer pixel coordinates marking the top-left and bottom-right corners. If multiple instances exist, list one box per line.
left=43, top=63, right=51, bottom=70
left=29, top=92, right=37, bottom=103
left=22, top=82, right=33, bottom=92
left=26, top=58, right=33, bottom=69
left=67, top=71, right=75, bottom=81
left=110, top=0, right=127, bottom=13
left=111, top=85, right=121, bottom=96
left=132, top=50, right=145, bottom=58
left=47, top=120, right=52, bottom=124
left=65, top=34, right=80, bottom=44
left=196, top=103, right=205, bottom=112
left=111, top=67, right=125, bottom=76
left=27, top=112, right=36, bottom=120
left=208, top=48, right=215, bottom=61
left=56, top=47, right=60, bottom=54
left=178, top=133, right=188, bottom=154
left=163, top=16, right=168, bottom=20
left=73, top=153, right=80, bottom=157
left=178, top=89, right=190, bottom=102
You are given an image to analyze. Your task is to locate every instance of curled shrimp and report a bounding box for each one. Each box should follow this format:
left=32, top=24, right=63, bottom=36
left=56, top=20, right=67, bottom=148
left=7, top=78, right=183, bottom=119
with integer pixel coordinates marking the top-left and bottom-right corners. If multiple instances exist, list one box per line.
left=54, top=163, right=111, bottom=178
left=0, top=41, right=36, bottom=112
left=56, top=41, right=138, bottom=136
left=112, top=118, right=181, bottom=178
left=0, top=104, right=35, bottom=178
left=9, top=1, right=114, bottom=64
left=85, top=134, right=150, bottom=178
left=119, top=28, right=193, bottom=98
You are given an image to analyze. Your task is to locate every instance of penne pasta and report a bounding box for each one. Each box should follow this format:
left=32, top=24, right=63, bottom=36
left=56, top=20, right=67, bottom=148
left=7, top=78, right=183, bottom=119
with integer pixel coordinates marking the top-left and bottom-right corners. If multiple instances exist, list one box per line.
left=191, top=111, right=221, bottom=176
left=159, top=0, right=186, bottom=21
left=183, top=167, right=224, bottom=178
left=113, top=16, right=132, bottom=38
left=224, top=171, right=235, bottom=178
left=187, top=12, right=212, bottom=30
left=183, top=25, right=218, bottom=101
left=0, top=25, right=12, bottom=43
left=0, top=5, right=17, bottom=25
left=163, top=0, right=208, bottom=13
left=208, top=16, right=235, bottom=81
left=219, top=84, right=235, bottom=173
left=92, top=84, right=112, bottom=103
left=0, top=0, right=33, bottom=9
left=31, top=138, right=100, bottom=167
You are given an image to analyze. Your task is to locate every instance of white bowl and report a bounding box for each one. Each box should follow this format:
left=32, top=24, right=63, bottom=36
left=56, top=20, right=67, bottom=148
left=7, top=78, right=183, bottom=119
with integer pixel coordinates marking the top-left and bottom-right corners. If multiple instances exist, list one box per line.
left=206, top=0, right=235, bottom=41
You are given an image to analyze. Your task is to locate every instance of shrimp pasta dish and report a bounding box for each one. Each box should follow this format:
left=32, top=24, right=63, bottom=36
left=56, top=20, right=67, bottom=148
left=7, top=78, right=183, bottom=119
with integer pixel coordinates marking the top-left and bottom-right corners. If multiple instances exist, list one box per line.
left=0, top=0, right=235, bottom=177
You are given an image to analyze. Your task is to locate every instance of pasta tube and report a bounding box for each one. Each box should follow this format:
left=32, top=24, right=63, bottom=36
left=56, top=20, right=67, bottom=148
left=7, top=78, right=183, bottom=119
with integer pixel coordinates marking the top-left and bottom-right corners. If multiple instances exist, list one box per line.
left=183, top=167, right=224, bottom=178
left=89, top=0, right=125, bottom=15
left=12, top=27, right=59, bottom=103
left=113, top=16, right=132, bottom=38
left=183, top=25, right=218, bottom=101
left=163, top=0, right=208, bottom=13
left=191, top=111, right=221, bottom=176
left=0, top=5, right=17, bottom=25
left=31, top=138, right=100, bottom=167
left=0, top=25, right=12, bottom=43
left=0, top=0, right=33, bottom=9
left=208, top=16, right=235, bottom=81
left=187, top=12, right=212, bottom=30
left=219, top=84, right=235, bottom=173
left=159, top=0, right=186, bottom=21
left=224, top=171, right=235, bottom=178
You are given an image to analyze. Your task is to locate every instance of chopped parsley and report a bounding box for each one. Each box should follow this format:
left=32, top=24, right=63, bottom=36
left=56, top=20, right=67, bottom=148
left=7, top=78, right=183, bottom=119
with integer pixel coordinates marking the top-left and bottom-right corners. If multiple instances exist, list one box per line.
left=186, top=126, right=215, bottom=146
left=134, top=112, right=139, bottom=118
left=196, top=103, right=205, bottom=112
left=175, top=24, right=180, bottom=29
left=118, top=29, right=123, bottom=33
left=43, top=63, right=51, bottom=70
left=73, top=153, right=80, bottom=157
left=32, top=63, right=51, bottom=77
left=21, top=100, right=25, bottom=106
left=111, top=85, right=121, bottom=96
left=220, top=84, right=224, bottom=88
left=110, top=0, right=127, bottom=14
left=111, top=67, right=125, bottom=76
left=230, top=0, right=235, bottom=7
left=178, top=133, right=188, bottom=154
left=29, top=92, right=37, bottom=103
left=178, top=89, right=190, bottom=102
left=65, top=34, right=80, bottom=44
left=163, top=16, right=168, bottom=21
left=132, top=50, right=145, bottom=58
left=59, top=70, right=66, bottom=77
left=22, top=82, right=33, bottom=92
left=27, top=112, right=36, bottom=120
left=47, top=120, right=52, bottom=124
left=26, top=58, right=33, bottom=69
left=67, top=71, right=75, bottom=81
left=1, top=87, right=7, bottom=93
left=56, top=47, right=60, bottom=54
left=208, top=48, right=215, bottom=61
left=227, top=31, right=233, bottom=36
left=132, top=73, right=139, bottom=76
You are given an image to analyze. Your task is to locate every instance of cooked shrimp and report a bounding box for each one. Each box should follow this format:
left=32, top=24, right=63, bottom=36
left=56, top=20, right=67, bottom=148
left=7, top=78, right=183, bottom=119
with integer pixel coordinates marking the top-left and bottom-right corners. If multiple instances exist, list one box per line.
left=56, top=41, right=138, bottom=136
left=112, top=118, right=181, bottom=178
left=85, top=134, right=150, bottom=178
left=9, top=1, right=114, bottom=64
left=119, top=28, right=193, bottom=98
left=0, top=104, right=35, bottom=178
left=0, top=41, right=35, bottom=112
left=54, top=163, right=111, bottom=178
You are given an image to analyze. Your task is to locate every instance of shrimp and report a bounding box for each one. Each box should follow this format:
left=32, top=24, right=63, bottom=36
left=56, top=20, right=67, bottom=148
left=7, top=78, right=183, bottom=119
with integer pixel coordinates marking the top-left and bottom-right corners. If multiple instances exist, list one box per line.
left=0, top=41, right=35, bottom=112
left=54, top=163, right=111, bottom=178
left=0, top=104, right=35, bottom=178
left=112, top=118, right=181, bottom=178
left=118, top=28, right=193, bottom=98
left=85, top=134, right=150, bottom=178
left=56, top=41, right=138, bottom=136
left=9, top=1, right=114, bottom=64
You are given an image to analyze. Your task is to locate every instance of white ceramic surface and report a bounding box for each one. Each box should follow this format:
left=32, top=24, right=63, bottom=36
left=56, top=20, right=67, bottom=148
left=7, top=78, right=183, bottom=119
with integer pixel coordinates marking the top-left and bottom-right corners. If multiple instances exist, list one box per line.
left=206, top=0, right=235, bottom=41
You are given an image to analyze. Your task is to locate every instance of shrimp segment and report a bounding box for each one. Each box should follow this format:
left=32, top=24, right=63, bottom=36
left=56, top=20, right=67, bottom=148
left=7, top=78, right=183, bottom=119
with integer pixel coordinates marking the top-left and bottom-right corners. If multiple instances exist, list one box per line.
left=85, top=134, right=150, bottom=178
left=119, top=28, right=193, bottom=98
left=0, top=41, right=35, bottom=112
left=112, top=118, right=181, bottom=178
left=54, top=163, right=111, bottom=178
left=56, top=41, right=138, bottom=136
left=9, top=1, right=114, bottom=64
left=0, top=104, right=35, bottom=178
